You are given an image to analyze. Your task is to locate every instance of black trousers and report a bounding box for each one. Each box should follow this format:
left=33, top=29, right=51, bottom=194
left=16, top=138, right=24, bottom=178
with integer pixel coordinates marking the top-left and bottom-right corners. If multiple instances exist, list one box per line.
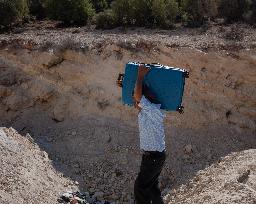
left=134, top=150, right=166, bottom=204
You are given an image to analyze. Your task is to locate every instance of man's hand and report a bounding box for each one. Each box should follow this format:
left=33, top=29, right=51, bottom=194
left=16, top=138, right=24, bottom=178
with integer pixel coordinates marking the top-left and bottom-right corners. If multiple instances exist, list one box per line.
left=134, top=99, right=142, bottom=111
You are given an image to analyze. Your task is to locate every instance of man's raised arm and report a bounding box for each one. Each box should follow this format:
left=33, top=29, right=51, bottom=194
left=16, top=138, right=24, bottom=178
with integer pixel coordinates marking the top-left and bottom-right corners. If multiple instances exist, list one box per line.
left=133, top=64, right=149, bottom=103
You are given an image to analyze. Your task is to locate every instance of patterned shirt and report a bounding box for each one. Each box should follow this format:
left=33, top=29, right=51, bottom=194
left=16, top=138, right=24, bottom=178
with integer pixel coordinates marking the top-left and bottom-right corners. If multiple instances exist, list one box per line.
left=138, top=95, right=166, bottom=152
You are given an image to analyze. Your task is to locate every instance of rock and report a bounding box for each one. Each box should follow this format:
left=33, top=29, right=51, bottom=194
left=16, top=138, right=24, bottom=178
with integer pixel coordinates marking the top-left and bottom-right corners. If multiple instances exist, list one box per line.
left=43, top=55, right=64, bottom=69
left=228, top=113, right=256, bottom=129
left=52, top=106, right=65, bottom=122
left=201, top=67, right=207, bottom=72
left=41, top=151, right=48, bottom=159
left=46, top=137, right=53, bottom=142
left=48, top=175, right=53, bottom=182
left=94, top=191, right=104, bottom=200
left=237, top=169, right=250, bottom=183
left=74, top=181, right=79, bottom=185
left=74, top=163, right=80, bottom=168
left=70, top=198, right=78, bottom=204
left=0, top=71, right=19, bottom=86
left=74, top=168, right=80, bottom=175
left=0, top=85, right=8, bottom=97
left=71, top=131, right=77, bottom=136
left=106, top=135, right=112, bottom=143
left=28, top=79, right=55, bottom=103
left=184, top=144, right=193, bottom=154
left=25, top=133, right=34, bottom=143
left=4, top=93, right=33, bottom=111
left=62, top=192, right=73, bottom=201
left=97, top=99, right=110, bottom=111
left=21, top=82, right=29, bottom=90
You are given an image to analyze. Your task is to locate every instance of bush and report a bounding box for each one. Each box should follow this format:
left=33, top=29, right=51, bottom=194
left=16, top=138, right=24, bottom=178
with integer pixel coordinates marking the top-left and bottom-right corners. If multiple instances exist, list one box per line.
left=219, top=0, right=250, bottom=23
left=29, top=0, right=46, bottom=19
left=180, top=0, right=218, bottom=26
left=0, top=0, right=29, bottom=27
left=252, top=1, right=256, bottom=24
left=111, top=0, right=134, bottom=26
left=132, top=0, right=153, bottom=27
left=45, top=0, right=95, bottom=26
left=165, top=0, right=179, bottom=23
left=110, top=0, right=179, bottom=29
left=95, top=9, right=116, bottom=29
left=152, top=0, right=166, bottom=27
left=242, top=0, right=256, bottom=24
left=152, top=0, right=178, bottom=28
left=90, top=0, right=108, bottom=13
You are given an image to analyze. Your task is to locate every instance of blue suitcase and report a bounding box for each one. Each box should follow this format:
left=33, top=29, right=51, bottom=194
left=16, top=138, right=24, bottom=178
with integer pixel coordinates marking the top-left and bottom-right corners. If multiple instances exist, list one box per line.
left=119, top=62, right=189, bottom=112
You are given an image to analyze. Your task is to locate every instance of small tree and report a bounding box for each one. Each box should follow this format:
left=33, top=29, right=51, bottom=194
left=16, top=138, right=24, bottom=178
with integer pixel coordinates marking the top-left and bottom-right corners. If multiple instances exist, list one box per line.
left=132, top=0, right=154, bottom=27
left=29, top=0, right=46, bottom=19
left=241, top=0, right=256, bottom=24
left=90, top=0, right=108, bottom=13
left=219, top=0, right=251, bottom=23
left=180, top=0, right=218, bottom=26
left=152, top=0, right=167, bottom=27
left=0, top=0, right=29, bottom=28
left=95, top=9, right=117, bottom=29
left=152, top=0, right=178, bottom=28
left=45, top=0, right=95, bottom=26
left=252, top=0, right=256, bottom=24
left=165, top=0, right=179, bottom=27
left=111, top=0, right=134, bottom=26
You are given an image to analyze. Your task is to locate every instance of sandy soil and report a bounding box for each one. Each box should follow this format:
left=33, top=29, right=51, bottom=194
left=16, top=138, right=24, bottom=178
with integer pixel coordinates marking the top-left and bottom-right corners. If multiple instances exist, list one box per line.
left=165, top=149, right=256, bottom=204
left=0, top=127, right=78, bottom=204
left=0, top=22, right=255, bottom=203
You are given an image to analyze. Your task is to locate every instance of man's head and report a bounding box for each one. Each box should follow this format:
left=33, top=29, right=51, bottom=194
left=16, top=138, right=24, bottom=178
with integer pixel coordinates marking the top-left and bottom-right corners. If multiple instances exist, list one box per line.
left=142, top=84, right=159, bottom=104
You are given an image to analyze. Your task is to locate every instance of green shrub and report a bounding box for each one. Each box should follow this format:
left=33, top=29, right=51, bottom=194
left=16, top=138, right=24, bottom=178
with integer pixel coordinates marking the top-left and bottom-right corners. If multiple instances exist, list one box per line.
left=242, top=0, right=256, bottom=24
left=111, top=0, right=134, bottom=26
left=45, top=0, right=95, bottom=26
left=152, top=0, right=167, bottom=26
left=29, top=0, right=46, bottom=19
left=95, top=9, right=116, bottom=29
left=180, top=0, right=218, bottom=26
left=132, top=0, right=153, bottom=27
left=165, top=0, right=179, bottom=22
left=219, top=0, right=250, bottom=23
left=90, top=0, right=108, bottom=13
left=0, top=0, right=29, bottom=27
left=252, top=1, right=256, bottom=24
left=110, top=0, right=179, bottom=29
left=152, top=0, right=178, bottom=28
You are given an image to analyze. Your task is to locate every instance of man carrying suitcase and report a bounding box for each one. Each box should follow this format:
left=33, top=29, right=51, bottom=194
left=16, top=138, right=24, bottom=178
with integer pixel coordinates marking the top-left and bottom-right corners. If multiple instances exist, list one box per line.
left=117, top=64, right=166, bottom=204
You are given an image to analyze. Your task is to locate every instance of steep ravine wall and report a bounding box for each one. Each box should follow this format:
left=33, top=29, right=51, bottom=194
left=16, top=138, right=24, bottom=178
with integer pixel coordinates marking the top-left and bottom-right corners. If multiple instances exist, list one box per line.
left=0, top=39, right=256, bottom=203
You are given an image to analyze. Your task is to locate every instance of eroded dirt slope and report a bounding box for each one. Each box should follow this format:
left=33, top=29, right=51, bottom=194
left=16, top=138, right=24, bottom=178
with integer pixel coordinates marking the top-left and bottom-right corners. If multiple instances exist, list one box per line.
left=0, top=127, right=77, bottom=204
left=165, top=149, right=256, bottom=204
left=0, top=23, right=256, bottom=203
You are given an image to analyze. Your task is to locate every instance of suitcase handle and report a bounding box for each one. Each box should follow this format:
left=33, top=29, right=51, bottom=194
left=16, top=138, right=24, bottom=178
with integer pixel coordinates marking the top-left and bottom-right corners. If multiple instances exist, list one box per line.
left=118, top=73, right=124, bottom=81
left=117, top=73, right=124, bottom=87
left=150, top=63, right=163, bottom=68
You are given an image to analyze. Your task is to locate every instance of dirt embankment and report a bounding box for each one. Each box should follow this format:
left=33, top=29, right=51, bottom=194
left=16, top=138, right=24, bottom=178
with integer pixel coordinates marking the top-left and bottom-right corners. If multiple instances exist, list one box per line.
left=165, top=149, right=256, bottom=204
left=0, top=127, right=77, bottom=204
left=0, top=23, right=256, bottom=203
